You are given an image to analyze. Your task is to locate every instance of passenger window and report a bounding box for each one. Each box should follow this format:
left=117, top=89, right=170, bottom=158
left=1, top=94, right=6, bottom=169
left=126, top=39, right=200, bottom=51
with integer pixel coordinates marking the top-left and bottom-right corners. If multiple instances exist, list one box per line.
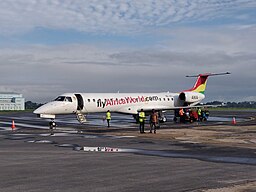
left=163, top=98, right=166, bottom=101
left=93, top=99, right=95, bottom=102
left=88, top=99, right=90, bottom=102
left=167, top=98, right=170, bottom=101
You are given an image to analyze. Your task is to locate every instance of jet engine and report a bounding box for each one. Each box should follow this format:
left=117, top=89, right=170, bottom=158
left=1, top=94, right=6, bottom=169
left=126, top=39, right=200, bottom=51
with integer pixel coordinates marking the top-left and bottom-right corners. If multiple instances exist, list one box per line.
left=178, top=92, right=205, bottom=103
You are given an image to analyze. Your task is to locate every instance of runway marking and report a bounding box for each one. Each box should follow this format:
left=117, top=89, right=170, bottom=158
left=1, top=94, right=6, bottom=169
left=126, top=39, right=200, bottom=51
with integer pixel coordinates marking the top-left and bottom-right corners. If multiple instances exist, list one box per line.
left=82, top=146, right=139, bottom=153
left=58, top=144, right=80, bottom=148
left=0, top=127, right=14, bottom=131
left=9, top=133, right=31, bottom=136
left=105, top=135, right=136, bottom=139
left=0, top=121, right=49, bottom=129
left=40, top=133, right=81, bottom=137
left=26, top=140, right=56, bottom=144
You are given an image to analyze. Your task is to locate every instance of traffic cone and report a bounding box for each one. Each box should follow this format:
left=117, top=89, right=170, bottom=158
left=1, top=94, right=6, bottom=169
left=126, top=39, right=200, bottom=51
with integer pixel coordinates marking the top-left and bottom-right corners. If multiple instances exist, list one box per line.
left=11, top=120, right=16, bottom=130
left=232, top=117, right=236, bottom=125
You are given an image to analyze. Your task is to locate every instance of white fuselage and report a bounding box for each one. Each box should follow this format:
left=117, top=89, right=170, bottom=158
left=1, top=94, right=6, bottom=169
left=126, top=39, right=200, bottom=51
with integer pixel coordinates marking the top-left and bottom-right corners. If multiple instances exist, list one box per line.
left=34, top=72, right=230, bottom=120
left=34, top=92, right=205, bottom=118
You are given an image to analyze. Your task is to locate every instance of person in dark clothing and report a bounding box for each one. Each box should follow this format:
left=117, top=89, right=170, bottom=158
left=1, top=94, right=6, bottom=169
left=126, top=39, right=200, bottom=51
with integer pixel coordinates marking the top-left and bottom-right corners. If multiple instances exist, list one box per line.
left=149, top=109, right=158, bottom=133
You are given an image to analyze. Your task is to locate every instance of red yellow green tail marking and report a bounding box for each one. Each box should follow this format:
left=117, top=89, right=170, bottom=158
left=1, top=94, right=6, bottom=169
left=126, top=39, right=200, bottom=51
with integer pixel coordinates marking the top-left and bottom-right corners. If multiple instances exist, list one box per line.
left=184, top=72, right=230, bottom=94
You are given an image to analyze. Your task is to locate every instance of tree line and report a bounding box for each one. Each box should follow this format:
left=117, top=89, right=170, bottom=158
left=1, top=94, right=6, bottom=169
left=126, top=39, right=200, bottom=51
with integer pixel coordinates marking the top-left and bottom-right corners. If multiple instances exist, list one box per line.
left=205, top=101, right=256, bottom=108
left=25, top=101, right=43, bottom=110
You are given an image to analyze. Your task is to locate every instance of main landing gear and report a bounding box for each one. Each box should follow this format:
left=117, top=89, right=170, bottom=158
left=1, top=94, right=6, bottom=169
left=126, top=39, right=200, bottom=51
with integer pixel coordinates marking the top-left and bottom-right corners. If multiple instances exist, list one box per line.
left=158, top=111, right=167, bottom=123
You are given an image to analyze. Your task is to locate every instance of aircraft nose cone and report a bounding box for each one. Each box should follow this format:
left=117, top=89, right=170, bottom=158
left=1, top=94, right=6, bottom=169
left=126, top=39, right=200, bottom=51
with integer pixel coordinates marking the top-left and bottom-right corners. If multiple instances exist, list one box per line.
left=33, top=102, right=56, bottom=114
left=33, top=105, right=46, bottom=114
left=33, top=108, right=39, bottom=114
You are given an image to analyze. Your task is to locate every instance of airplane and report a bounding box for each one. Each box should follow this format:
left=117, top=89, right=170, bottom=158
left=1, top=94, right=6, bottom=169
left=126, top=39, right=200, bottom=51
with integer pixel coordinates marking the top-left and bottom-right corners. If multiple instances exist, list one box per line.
left=34, top=72, right=230, bottom=124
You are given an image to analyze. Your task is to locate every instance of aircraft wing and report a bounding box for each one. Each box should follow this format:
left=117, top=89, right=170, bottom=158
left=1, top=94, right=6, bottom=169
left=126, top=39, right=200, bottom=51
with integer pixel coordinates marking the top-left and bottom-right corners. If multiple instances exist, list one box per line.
left=190, top=103, right=226, bottom=108
left=117, top=103, right=222, bottom=115
left=117, top=105, right=171, bottom=114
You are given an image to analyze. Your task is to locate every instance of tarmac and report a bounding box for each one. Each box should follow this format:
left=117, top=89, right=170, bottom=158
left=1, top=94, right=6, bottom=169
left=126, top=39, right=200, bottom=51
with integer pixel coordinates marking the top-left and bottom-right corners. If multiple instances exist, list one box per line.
left=0, top=110, right=256, bottom=192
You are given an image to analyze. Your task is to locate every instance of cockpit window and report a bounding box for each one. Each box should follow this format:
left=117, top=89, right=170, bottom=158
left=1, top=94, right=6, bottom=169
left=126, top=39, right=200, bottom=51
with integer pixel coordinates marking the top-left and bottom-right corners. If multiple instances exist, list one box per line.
left=65, top=97, right=72, bottom=102
left=55, top=96, right=66, bottom=101
left=54, top=96, right=72, bottom=102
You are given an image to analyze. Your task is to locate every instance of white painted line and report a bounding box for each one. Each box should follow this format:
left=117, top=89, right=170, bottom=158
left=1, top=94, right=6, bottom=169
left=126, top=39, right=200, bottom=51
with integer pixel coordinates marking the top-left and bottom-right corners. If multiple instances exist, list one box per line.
left=26, top=140, right=55, bottom=144
left=105, top=135, right=136, bottom=139
left=0, top=127, right=14, bottom=131
left=82, top=146, right=139, bottom=153
left=40, top=133, right=78, bottom=137
left=0, top=121, right=49, bottom=129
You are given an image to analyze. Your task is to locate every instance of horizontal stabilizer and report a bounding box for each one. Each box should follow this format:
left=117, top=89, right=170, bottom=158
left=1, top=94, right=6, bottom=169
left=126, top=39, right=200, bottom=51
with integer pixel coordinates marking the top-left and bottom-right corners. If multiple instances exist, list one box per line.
left=186, top=72, right=231, bottom=78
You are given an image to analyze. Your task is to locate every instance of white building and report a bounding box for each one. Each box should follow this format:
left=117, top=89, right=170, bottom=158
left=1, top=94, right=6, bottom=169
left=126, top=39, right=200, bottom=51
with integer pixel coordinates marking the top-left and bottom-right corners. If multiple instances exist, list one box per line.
left=0, top=93, right=25, bottom=111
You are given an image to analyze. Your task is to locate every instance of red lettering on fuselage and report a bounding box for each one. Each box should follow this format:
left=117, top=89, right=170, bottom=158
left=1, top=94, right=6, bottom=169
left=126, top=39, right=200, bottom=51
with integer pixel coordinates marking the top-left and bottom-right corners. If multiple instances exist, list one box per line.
left=98, top=95, right=155, bottom=108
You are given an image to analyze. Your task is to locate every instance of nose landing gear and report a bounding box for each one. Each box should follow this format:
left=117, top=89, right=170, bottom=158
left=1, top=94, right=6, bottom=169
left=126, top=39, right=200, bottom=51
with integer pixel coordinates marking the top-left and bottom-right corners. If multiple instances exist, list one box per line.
left=49, top=119, right=56, bottom=135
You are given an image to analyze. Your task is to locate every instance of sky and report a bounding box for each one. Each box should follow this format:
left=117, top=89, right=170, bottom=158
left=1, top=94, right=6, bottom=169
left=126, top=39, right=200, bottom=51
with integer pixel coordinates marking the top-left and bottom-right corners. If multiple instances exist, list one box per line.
left=0, top=0, right=255, bottom=103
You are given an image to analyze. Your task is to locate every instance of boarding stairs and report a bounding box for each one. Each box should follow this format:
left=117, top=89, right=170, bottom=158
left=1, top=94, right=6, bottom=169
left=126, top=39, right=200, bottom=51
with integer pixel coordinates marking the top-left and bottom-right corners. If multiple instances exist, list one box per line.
left=76, top=110, right=87, bottom=124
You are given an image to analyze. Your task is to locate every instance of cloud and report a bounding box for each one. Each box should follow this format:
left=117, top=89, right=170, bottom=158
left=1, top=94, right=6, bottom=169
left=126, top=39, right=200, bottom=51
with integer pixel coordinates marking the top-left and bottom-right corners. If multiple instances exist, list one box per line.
left=158, top=24, right=256, bottom=54
left=0, top=0, right=256, bottom=35
left=0, top=30, right=255, bottom=103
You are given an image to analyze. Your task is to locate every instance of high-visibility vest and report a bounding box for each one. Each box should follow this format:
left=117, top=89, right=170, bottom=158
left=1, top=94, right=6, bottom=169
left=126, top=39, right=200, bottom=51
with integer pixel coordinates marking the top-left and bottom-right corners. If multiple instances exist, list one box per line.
left=198, top=109, right=202, bottom=115
left=106, top=112, right=111, bottom=120
left=179, top=109, right=184, bottom=116
left=139, top=112, right=145, bottom=123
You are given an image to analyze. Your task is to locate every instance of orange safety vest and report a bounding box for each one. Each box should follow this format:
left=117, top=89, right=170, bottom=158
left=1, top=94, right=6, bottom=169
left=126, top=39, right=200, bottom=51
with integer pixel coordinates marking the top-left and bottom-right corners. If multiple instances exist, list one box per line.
left=179, top=109, right=184, bottom=116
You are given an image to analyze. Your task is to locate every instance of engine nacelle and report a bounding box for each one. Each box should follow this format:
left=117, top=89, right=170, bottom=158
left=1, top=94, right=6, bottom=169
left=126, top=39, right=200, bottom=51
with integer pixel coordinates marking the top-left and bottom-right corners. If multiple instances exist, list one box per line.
left=179, top=92, right=205, bottom=103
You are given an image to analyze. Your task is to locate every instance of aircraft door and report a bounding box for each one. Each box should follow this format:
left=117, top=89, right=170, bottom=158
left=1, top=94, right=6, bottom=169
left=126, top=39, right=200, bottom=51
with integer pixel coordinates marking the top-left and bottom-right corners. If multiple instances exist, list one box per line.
left=75, top=94, right=84, bottom=111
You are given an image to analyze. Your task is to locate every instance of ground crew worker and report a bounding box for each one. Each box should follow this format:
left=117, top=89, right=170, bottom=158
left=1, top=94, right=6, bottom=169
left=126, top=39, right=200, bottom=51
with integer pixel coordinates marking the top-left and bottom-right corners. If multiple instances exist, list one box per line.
left=197, top=108, right=202, bottom=121
left=179, top=108, right=185, bottom=123
left=106, top=110, right=111, bottom=127
left=201, top=109, right=207, bottom=121
left=138, top=109, right=146, bottom=133
left=191, top=109, right=198, bottom=122
left=173, top=109, right=179, bottom=123
left=205, top=109, right=210, bottom=120
left=149, top=109, right=158, bottom=134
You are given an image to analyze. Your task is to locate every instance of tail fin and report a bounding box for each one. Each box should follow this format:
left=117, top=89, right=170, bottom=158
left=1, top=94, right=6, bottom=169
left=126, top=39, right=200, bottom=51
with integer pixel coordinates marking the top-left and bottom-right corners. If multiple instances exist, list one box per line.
left=184, top=72, right=230, bottom=94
